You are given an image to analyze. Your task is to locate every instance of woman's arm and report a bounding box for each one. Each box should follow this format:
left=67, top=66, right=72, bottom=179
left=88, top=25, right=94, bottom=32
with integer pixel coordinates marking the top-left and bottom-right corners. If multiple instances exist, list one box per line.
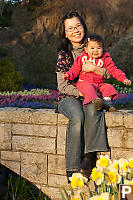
left=57, top=72, right=80, bottom=97
left=56, top=51, right=80, bottom=97
left=82, top=60, right=111, bottom=78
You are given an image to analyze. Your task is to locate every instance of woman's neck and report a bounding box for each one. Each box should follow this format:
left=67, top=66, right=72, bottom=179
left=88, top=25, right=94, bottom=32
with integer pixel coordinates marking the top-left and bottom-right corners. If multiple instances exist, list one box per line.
left=72, top=43, right=84, bottom=49
left=72, top=43, right=83, bottom=48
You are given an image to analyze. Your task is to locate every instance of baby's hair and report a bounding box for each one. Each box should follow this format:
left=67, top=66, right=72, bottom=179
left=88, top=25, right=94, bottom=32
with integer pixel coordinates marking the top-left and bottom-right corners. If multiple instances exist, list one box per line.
left=84, top=33, right=104, bottom=48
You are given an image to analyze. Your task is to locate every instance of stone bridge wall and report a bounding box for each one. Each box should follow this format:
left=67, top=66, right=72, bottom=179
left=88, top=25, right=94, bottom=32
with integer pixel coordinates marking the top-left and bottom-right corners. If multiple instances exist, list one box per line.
left=0, top=108, right=133, bottom=199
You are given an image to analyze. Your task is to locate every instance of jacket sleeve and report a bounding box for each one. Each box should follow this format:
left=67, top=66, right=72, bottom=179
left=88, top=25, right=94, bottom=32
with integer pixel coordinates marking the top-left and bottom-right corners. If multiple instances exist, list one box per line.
left=57, top=72, right=79, bottom=97
left=66, top=56, right=82, bottom=80
left=56, top=51, right=79, bottom=97
left=103, top=68, right=111, bottom=79
left=104, top=56, right=127, bottom=82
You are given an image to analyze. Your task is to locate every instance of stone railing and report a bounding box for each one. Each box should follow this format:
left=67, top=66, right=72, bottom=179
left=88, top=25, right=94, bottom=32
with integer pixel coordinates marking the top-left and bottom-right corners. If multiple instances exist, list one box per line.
left=0, top=108, right=133, bottom=199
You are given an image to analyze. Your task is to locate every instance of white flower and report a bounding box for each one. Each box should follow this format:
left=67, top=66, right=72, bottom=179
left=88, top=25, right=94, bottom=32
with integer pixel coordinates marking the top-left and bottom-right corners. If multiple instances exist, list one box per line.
left=91, top=167, right=104, bottom=185
left=96, top=155, right=111, bottom=169
left=69, top=173, right=88, bottom=189
left=124, top=179, right=133, bottom=184
left=118, top=158, right=128, bottom=176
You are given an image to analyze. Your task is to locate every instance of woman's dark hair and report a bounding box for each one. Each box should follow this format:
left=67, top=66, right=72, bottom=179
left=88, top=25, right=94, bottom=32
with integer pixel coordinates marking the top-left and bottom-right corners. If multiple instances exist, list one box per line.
left=58, top=11, right=88, bottom=52
left=84, top=33, right=104, bottom=48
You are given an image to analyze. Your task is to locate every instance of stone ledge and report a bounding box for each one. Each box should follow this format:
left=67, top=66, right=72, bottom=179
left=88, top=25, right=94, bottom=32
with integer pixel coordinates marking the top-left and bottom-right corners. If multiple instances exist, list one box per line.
left=0, top=108, right=132, bottom=200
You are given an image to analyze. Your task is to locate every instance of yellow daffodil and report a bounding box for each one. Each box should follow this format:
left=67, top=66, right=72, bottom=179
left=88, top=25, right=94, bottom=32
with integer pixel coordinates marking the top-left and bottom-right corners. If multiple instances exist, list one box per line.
left=128, top=158, right=133, bottom=169
left=97, top=155, right=111, bottom=168
left=105, top=171, right=121, bottom=185
left=91, top=168, right=104, bottom=185
left=89, top=192, right=109, bottom=200
left=69, top=173, right=88, bottom=189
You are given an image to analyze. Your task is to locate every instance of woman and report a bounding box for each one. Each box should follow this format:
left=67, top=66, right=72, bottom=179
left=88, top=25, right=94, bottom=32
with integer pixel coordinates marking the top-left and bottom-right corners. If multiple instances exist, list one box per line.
left=56, top=11, right=110, bottom=182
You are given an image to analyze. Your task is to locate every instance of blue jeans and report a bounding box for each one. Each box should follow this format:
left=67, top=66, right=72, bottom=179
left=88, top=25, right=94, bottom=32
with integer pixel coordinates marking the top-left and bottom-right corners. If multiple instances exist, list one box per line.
left=58, top=96, right=110, bottom=171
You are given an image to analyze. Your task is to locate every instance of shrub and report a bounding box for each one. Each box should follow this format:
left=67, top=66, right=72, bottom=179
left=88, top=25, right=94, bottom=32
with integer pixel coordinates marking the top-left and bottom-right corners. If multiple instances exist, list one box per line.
left=27, top=0, right=44, bottom=11
left=0, top=2, right=13, bottom=27
left=23, top=43, right=57, bottom=88
left=110, top=35, right=133, bottom=81
left=0, top=58, right=23, bottom=92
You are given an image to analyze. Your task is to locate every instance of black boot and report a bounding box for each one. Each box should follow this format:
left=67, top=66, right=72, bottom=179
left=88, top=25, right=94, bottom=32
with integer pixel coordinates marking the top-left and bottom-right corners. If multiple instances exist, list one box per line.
left=80, top=152, right=97, bottom=180
left=66, top=170, right=80, bottom=184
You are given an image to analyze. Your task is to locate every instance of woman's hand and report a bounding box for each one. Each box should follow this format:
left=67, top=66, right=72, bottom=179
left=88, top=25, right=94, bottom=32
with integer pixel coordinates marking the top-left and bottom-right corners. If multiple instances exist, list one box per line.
left=82, top=61, right=95, bottom=73
left=123, top=79, right=132, bottom=85
left=82, top=61, right=104, bottom=76
left=63, top=73, right=69, bottom=80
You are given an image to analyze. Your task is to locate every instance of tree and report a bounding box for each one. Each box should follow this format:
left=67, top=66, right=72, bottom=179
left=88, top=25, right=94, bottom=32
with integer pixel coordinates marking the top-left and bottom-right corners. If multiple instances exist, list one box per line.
left=0, top=0, right=5, bottom=17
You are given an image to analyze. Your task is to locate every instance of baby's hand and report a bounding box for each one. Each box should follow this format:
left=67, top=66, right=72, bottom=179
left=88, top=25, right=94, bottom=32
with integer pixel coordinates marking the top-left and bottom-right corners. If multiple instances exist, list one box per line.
left=123, top=79, right=132, bottom=85
left=63, top=73, right=69, bottom=80
left=79, top=92, right=83, bottom=96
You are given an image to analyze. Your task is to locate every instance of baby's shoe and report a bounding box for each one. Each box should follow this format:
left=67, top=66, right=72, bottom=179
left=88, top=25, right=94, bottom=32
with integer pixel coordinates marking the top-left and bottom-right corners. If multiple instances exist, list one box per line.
left=103, top=100, right=116, bottom=112
left=92, top=98, right=103, bottom=110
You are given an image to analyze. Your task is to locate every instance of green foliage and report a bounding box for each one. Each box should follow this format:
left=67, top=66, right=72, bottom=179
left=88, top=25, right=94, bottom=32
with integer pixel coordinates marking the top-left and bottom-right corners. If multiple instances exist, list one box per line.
left=110, top=35, right=133, bottom=81
left=0, top=2, right=13, bottom=27
left=0, top=46, right=10, bottom=58
left=0, top=58, right=23, bottom=92
left=8, top=173, right=49, bottom=200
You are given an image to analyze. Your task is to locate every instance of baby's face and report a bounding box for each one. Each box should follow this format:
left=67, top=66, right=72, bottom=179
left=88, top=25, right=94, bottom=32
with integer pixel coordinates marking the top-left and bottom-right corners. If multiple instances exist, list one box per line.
left=85, top=41, right=103, bottom=59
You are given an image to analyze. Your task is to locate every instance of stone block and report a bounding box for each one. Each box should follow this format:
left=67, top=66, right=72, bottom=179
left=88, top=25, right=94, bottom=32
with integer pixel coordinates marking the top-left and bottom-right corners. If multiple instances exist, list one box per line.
left=124, top=113, right=133, bottom=128
left=1, top=151, right=20, bottom=161
left=21, top=152, right=47, bottom=184
left=58, top=113, right=68, bottom=125
left=124, top=130, right=133, bottom=149
left=12, top=136, right=56, bottom=153
left=12, top=124, right=57, bottom=137
left=1, top=160, right=20, bottom=175
left=48, top=174, right=68, bottom=187
left=30, top=109, right=57, bottom=125
left=107, top=128, right=124, bottom=148
left=57, top=126, right=66, bottom=155
left=41, top=186, right=63, bottom=200
left=105, top=112, right=124, bottom=127
left=48, top=155, right=66, bottom=175
left=0, top=108, right=32, bottom=124
left=111, top=148, right=133, bottom=160
left=0, top=124, right=11, bottom=150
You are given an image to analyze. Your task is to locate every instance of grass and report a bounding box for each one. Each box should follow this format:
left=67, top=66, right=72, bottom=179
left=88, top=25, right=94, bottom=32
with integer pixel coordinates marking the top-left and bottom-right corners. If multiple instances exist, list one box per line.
left=0, top=166, right=51, bottom=200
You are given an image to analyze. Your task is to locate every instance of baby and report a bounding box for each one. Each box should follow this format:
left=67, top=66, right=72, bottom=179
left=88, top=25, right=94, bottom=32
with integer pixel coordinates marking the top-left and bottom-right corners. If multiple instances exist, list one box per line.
left=63, top=34, right=131, bottom=111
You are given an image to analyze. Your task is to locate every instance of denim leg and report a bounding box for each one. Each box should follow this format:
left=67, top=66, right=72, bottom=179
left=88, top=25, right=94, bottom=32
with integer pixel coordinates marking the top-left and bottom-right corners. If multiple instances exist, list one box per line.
left=83, top=103, right=110, bottom=153
left=58, top=97, right=84, bottom=171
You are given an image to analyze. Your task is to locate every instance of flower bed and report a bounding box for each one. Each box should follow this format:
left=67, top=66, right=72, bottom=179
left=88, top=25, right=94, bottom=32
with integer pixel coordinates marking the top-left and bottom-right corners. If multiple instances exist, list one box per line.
left=113, top=93, right=133, bottom=110
left=0, top=88, right=132, bottom=110
left=0, top=89, right=58, bottom=109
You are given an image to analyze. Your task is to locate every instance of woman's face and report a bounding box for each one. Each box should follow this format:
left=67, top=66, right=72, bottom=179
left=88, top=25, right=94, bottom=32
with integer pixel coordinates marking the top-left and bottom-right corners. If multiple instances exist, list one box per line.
left=64, top=17, right=85, bottom=47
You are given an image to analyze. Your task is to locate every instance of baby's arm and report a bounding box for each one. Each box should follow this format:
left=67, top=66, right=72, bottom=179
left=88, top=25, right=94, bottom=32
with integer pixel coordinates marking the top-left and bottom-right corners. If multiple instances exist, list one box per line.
left=104, top=55, right=131, bottom=83
left=64, top=56, right=82, bottom=80
left=82, top=60, right=111, bottom=78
